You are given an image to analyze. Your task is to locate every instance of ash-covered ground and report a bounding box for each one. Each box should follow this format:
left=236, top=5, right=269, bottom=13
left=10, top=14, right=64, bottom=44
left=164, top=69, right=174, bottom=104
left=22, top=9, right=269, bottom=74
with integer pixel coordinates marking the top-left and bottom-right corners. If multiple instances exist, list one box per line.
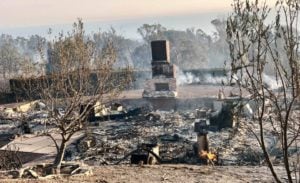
left=0, top=86, right=299, bottom=182
left=65, top=109, right=296, bottom=167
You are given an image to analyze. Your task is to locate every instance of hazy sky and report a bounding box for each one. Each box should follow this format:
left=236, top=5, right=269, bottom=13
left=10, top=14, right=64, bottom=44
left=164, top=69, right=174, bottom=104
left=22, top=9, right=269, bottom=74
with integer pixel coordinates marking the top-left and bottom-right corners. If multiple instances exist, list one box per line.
left=0, top=0, right=234, bottom=28
left=0, top=0, right=277, bottom=39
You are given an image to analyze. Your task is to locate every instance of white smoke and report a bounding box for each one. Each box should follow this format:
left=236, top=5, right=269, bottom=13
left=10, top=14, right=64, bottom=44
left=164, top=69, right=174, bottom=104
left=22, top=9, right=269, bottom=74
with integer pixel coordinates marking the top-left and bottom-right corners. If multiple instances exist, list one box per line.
left=176, top=69, right=228, bottom=85
left=177, top=70, right=200, bottom=85
left=263, top=73, right=282, bottom=90
left=229, top=72, right=282, bottom=90
left=203, top=74, right=228, bottom=85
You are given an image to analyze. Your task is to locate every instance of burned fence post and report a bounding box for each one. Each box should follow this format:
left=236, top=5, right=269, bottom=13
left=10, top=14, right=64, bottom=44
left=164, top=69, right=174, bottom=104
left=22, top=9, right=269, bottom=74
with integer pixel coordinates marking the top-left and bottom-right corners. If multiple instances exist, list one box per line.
left=194, top=119, right=209, bottom=164
left=193, top=109, right=218, bottom=165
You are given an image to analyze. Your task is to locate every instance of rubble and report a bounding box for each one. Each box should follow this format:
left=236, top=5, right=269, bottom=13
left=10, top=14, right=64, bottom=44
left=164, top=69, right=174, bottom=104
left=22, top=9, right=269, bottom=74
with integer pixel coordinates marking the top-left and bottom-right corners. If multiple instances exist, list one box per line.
left=65, top=110, right=198, bottom=165
left=0, top=88, right=298, bottom=175
left=129, top=143, right=160, bottom=165
left=77, top=136, right=97, bottom=153
left=0, top=97, right=288, bottom=168
left=70, top=103, right=297, bottom=167
left=15, top=101, right=46, bottom=113
left=1, top=100, right=46, bottom=119
left=83, top=102, right=144, bottom=122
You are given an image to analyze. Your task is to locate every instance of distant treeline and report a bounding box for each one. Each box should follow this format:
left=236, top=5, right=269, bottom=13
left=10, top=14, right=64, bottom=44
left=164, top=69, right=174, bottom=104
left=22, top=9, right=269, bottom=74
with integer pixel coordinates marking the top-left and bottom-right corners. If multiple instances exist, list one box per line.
left=0, top=20, right=229, bottom=81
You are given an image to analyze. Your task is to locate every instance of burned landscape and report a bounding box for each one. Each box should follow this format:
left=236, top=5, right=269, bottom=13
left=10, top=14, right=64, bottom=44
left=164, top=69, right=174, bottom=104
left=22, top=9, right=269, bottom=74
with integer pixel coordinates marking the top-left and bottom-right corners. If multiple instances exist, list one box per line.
left=1, top=0, right=300, bottom=183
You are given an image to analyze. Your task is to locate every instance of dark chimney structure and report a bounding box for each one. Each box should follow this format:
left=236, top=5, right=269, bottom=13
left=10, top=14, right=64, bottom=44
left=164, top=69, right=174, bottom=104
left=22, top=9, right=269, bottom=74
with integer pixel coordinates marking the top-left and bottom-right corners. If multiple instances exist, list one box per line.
left=143, top=40, right=177, bottom=98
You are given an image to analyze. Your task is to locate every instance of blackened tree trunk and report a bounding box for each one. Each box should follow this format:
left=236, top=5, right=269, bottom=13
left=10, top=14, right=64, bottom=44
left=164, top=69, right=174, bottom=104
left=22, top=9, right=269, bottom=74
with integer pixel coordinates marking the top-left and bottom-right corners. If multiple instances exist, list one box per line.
left=53, top=138, right=67, bottom=173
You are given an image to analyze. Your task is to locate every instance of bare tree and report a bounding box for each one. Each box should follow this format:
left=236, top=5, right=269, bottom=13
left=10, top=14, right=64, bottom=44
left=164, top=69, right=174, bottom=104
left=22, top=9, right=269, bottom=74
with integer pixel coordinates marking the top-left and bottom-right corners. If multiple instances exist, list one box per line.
left=13, top=20, right=132, bottom=172
left=227, top=0, right=300, bottom=182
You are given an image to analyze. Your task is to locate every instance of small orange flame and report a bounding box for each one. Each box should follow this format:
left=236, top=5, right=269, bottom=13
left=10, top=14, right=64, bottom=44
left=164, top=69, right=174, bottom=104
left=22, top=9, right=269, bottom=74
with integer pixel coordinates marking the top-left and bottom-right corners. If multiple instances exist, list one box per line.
left=200, top=150, right=217, bottom=162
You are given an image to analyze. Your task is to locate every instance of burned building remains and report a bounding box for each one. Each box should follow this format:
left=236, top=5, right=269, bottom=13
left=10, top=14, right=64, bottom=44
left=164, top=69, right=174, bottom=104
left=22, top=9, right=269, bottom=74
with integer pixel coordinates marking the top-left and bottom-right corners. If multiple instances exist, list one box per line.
left=143, top=40, right=177, bottom=98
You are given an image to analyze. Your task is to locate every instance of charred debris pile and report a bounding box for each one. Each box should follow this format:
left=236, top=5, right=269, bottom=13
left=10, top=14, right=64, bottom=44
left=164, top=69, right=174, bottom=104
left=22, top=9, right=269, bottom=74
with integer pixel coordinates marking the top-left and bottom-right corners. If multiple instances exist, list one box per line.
left=0, top=95, right=289, bottom=167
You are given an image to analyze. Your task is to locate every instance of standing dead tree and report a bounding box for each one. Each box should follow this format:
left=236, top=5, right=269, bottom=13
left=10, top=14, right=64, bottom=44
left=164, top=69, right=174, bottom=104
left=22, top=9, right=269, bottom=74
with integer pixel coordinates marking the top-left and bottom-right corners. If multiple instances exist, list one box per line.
left=13, top=20, right=132, bottom=172
left=227, top=0, right=300, bottom=182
